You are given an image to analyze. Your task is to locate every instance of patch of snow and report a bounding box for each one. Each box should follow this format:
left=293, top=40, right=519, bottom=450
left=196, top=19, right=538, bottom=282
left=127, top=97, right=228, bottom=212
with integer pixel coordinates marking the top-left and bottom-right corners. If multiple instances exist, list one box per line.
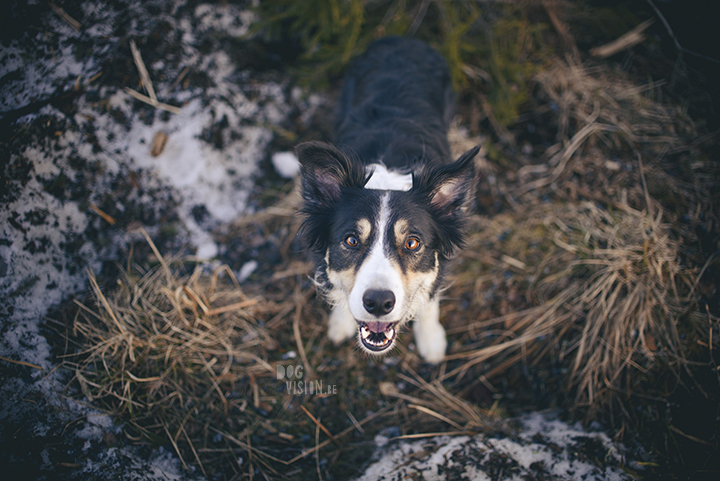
left=73, top=445, right=205, bottom=481
left=194, top=2, right=257, bottom=38
left=74, top=423, right=104, bottom=443
left=237, top=260, right=258, bottom=282
left=0, top=1, right=305, bottom=478
left=0, top=32, right=96, bottom=113
left=374, top=433, right=391, bottom=448
left=355, top=412, right=632, bottom=481
left=271, top=151, right=301, bottom=178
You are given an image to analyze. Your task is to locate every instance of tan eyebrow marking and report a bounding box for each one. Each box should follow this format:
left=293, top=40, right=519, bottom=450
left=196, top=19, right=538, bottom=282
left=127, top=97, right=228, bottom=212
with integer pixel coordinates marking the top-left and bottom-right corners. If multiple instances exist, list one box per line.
left=357, top=218, right=372, bottom=244
left=393, top=219, right=409, bottom=246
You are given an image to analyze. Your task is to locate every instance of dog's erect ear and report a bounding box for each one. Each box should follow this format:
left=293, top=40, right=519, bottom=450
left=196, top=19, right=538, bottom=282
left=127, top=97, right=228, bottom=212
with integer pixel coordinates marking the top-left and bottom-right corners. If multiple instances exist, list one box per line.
left=414, top=144, right=480, bottom=214
left=296, top=141, right=366, bottom=208
left=412, top=145, right=480, bottom=257
left=430, top=145, right=480, bottom=212
left=296, top=142, right=367, bottom=253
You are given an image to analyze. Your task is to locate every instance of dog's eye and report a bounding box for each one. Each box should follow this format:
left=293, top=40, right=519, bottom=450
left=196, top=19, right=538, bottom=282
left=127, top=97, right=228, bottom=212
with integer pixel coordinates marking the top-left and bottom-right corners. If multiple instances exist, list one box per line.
left=344, top=235, right=359, bottom=247
left=405, top=237, right=421, bottom=251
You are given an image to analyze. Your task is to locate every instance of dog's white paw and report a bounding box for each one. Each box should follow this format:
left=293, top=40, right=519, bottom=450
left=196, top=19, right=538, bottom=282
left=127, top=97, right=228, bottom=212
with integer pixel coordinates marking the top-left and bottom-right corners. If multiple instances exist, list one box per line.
left=327, top=304, right=357, bottom=344
left=413, top=298, right=446, bottom=363
left=414, top=320, right=447, bottom=363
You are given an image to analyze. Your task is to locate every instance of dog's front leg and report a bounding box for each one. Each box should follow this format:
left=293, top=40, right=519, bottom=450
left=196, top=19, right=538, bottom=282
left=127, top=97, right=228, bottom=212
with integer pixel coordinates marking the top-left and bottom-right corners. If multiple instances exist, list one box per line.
left=413, top=296, right=447, bottom=363
left=327, top=301, right=357, bottom=344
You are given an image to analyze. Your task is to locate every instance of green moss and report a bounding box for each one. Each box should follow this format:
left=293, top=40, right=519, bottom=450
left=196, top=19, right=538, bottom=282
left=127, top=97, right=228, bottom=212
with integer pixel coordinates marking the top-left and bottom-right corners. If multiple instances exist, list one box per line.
left=434, top=1, right=482, bottom=91
left=251, top=0, right=372, bottom=87
left=254, top=1, right=557, bottom=130
left=483, top=139, right=509, bottom=167
left=483, top=15, right=550, bottom=127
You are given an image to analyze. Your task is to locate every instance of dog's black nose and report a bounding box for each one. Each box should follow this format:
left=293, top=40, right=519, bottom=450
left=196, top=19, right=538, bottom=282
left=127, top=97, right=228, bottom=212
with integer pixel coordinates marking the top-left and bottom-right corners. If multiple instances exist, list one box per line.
left=362, top=289, right=396, bottom=316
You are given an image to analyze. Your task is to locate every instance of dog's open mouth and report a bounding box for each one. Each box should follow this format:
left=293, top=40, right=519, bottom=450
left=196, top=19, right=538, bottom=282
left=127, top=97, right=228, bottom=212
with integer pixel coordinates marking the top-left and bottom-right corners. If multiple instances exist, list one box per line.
left=358, top=321, right=397, bottom=352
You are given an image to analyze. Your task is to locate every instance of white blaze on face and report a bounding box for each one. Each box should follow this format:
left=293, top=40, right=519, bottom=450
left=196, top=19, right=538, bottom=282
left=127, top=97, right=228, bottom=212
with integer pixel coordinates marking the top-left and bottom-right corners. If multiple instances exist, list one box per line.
left=348, top=194, right=406, bottom=322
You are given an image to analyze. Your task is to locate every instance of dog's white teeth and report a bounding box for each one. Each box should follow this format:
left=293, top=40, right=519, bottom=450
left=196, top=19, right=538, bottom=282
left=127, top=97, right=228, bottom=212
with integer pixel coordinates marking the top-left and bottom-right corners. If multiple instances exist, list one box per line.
left=360, top=324, right=395, bottom=349
left=360, top=326, right=388, bottom=346
left=360, top=325, right=370, bottom=339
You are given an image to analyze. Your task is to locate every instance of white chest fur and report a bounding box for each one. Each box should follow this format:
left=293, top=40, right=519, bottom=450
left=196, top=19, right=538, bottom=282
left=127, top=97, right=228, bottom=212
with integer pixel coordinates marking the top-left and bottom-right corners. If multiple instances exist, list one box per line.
left=364, top=164, right=413, bottom=191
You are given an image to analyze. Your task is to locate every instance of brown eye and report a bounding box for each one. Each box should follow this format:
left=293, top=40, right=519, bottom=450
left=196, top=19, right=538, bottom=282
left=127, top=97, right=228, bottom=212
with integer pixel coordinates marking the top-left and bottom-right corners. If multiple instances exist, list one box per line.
left=405, top=237, right=420, bottom=251
left=344, top=235, right=359, bottom=247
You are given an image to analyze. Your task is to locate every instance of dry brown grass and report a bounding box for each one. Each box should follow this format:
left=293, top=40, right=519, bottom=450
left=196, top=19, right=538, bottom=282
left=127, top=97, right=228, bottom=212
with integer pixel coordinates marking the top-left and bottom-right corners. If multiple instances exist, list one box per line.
left=555, top=201, right=693, bottom=410
left=64, top=231, right=281, bottom=475
left=516, top=57, right=705, bottom=212
left=441, top=54, right=715, bottom=421
left=535, top=58, right=692, bottom=146
left=445, top=196, right=704, bottom=418
left=62, top=220, right=502, bottom=479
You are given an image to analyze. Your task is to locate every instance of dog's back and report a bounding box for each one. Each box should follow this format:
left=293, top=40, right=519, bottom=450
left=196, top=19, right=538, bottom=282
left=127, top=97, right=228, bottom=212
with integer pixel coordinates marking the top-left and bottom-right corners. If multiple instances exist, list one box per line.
left=333, top=37, right=454, bottom=169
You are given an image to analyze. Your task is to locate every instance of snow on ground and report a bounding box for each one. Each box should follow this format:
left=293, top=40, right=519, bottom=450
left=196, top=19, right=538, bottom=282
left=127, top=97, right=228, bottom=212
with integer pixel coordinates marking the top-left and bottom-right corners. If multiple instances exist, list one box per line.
left=1, top=0, right=306, bottom=357
left=271, top=151, right=301, bottom=179
left=0, top=1, right=312, bottom=478
left=357, top=412, right=632, bottom=481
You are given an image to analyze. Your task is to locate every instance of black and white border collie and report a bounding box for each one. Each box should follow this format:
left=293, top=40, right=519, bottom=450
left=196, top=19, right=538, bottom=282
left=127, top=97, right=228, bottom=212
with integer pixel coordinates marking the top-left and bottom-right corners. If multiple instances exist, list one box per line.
left=297, top=37, right=479, bottom=363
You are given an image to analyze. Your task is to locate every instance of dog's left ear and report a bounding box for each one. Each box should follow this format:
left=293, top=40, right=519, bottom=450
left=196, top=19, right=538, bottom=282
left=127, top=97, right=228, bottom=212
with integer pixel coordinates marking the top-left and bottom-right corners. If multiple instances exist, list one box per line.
left=430, top=145, right=480, bottom=212
left=414, top=145, right=480, bottom=214
left=413, top=145, right=480, bottom=257
left=296, top=141, right=367, bottom=253
left=296, top=141, right=366, bottom=209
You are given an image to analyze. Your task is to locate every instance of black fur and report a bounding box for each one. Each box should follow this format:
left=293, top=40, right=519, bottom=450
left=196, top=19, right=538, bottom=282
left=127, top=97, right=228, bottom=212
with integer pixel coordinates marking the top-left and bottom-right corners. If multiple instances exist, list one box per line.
left=333, top=36, right=455, bottom=169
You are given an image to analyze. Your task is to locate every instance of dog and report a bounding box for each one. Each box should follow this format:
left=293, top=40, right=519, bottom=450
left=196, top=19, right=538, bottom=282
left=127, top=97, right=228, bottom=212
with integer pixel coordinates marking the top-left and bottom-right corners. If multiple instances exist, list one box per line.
left=296, top=36, right=479, bottom=363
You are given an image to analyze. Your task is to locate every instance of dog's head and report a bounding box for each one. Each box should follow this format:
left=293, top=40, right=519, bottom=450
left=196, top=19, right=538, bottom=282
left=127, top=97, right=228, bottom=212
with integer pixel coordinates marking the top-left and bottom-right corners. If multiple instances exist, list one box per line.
left=297, top=141, right=479, bottom=354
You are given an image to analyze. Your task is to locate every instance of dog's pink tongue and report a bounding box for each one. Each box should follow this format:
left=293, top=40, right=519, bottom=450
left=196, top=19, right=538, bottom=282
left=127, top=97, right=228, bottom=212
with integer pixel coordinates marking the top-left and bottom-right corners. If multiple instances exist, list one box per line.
left=365, top=321, right=390, bottom=333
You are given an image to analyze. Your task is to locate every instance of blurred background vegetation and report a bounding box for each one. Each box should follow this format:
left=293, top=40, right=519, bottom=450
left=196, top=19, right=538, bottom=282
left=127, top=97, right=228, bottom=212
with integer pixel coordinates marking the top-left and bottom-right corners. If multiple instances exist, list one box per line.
left=251, top=0, right=555, bottom=128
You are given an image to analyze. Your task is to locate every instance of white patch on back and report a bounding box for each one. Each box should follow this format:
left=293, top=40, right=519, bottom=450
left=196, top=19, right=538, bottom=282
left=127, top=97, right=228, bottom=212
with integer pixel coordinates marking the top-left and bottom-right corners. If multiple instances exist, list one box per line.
left=364, top=164, right=412, bottom=191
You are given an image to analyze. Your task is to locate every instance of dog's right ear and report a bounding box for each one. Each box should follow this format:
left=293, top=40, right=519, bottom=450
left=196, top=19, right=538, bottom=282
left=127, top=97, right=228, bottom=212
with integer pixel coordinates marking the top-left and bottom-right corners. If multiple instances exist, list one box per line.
left=296, top=141, right=366, bottom=208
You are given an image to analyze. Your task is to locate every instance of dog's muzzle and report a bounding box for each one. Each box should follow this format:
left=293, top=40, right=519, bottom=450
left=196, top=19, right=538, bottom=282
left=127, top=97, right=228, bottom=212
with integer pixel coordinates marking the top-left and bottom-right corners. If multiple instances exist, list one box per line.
left=358, top=321, right=398, bottom=352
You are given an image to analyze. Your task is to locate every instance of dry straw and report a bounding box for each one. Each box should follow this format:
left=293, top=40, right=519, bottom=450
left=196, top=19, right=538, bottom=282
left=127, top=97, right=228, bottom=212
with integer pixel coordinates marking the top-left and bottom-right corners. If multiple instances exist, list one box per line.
left=65, top=231, right=276, bottom=474
left=63, top=216, right=500, bottom=478
left=444, top=55, right=710, bottom=418
left=447, top=196, right=702, bottom=419
left=517, top=57, right=699, bottom=206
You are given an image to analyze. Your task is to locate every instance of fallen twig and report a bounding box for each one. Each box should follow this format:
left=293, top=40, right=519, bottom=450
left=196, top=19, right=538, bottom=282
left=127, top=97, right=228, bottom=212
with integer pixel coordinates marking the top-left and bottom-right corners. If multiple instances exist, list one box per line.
left=591, top=19, right=654, bottom=58
left=390, top=431, right=474, bottom=441
left=0, top=355, right=44, bottom=371
left=205, top=299, right=259, bottom=317
left=408, top=404, right=464, bottom=430
left=300, top=405, right=339, bottom=445
left=124, top=40, right=182, bottom=113
left=123, top=87, right=182, bottom=114
left=129, top=40, right=157, bottom=102
left=90, top=203, right=116, bottom=225
left=49, top=2, right=80, bottom=32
